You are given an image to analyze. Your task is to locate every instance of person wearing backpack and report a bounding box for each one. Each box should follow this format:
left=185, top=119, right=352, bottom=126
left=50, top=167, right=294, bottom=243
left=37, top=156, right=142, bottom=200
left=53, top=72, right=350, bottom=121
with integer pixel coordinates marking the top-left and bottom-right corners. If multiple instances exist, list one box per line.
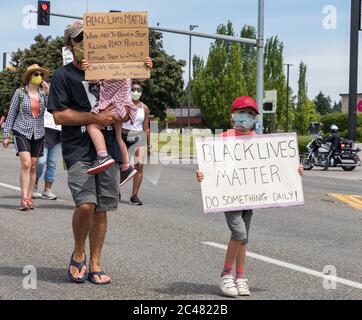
left=2, top=64, right=49, bottom=211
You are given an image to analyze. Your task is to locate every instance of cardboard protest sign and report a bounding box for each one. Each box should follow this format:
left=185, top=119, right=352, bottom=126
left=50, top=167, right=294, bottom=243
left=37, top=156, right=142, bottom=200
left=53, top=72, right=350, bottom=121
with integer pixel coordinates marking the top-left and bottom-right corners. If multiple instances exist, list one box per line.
left=83, top=12, right=150, bottom=80
left=44, top=110, right=61, bottom=131
left=195, top=133, right=304, bottom=214
left=62, top=47, right=73, bottom=65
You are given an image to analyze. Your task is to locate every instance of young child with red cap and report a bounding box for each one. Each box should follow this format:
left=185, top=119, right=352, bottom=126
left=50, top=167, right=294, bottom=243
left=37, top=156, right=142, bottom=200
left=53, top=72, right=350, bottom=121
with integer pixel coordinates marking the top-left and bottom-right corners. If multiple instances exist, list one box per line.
left=196, top=96, right=304, bottom=297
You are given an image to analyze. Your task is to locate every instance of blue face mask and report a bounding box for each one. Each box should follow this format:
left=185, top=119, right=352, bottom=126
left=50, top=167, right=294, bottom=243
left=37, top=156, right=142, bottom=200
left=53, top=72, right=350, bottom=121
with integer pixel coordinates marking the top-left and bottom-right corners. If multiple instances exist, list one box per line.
left=232, top=112, right=256, bottom=132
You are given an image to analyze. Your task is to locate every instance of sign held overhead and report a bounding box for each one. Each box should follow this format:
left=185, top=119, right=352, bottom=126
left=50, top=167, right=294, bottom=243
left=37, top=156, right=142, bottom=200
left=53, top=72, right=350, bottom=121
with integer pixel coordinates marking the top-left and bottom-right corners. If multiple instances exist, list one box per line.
left=83, top=11, right=150, bottom=80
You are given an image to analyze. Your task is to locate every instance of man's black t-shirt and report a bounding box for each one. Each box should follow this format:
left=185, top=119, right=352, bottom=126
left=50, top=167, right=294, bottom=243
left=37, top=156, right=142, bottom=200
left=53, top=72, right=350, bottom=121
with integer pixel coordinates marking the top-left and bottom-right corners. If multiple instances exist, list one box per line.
left=47, top=63, right=121, bottom=169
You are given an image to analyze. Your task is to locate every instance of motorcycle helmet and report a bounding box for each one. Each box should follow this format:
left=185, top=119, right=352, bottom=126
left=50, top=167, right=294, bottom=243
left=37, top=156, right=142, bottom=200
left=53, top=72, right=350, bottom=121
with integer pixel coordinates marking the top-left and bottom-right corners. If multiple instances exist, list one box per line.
left=330, top=124, right=338, bottom=132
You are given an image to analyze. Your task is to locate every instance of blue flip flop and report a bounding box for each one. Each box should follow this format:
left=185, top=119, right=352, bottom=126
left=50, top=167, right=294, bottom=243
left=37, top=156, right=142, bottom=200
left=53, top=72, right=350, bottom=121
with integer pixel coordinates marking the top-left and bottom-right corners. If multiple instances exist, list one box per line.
left=67, top=253, right=88, bottom=283
left=88, top=271, right=111, bottom=285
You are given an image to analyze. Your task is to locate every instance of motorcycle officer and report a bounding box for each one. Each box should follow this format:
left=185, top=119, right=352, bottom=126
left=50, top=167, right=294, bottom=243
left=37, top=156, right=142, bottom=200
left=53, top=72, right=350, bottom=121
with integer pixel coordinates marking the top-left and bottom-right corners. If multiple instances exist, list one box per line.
left=323, top=124, right=341, bottom=170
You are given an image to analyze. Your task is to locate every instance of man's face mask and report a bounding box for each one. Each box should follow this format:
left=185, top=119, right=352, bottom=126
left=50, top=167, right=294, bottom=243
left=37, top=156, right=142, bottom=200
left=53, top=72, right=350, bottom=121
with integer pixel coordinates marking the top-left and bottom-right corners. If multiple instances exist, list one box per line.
left=232, top=112, right=256, bottom=132
left=72, top=41, right=84, bottom=62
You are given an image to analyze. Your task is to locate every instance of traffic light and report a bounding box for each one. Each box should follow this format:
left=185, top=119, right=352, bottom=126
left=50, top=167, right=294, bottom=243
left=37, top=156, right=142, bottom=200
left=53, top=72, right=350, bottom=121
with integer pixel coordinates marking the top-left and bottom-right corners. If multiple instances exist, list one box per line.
left=37, top=1, right=50, bottom=26
left=263, top=102, right=274, bottom=112
left=262, top=90, right=277, bottom=114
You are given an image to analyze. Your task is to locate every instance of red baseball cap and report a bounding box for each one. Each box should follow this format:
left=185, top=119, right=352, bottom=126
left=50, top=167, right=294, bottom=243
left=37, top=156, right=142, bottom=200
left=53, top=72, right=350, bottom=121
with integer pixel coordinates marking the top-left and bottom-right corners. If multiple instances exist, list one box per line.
left=231, top=96, right=259, bottom=114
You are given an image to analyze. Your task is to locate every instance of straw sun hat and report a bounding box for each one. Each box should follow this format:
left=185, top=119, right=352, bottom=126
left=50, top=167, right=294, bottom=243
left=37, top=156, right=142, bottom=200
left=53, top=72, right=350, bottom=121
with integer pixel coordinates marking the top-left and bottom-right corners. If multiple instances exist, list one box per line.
left=21, top=64, right=49, bottom=84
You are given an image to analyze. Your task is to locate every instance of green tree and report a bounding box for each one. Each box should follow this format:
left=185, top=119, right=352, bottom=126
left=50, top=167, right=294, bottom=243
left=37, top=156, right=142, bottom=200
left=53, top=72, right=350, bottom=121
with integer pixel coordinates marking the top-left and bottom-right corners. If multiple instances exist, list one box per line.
left=263, top=36, right=288, bottom=132
left=294, top=62, right=319, bottom=134
left=165, top=113, right=177, bottom=129
left=332, top=99, right=342, bottom=113
left=192, top=21, right=247, bottom=130
left=0, top=31, right=185, bottom=121
left=240, top=25, right=257, bottom=98
left=313, top=91, right=332, bottom=115
left=0, top=34, right=64, bottom=114
left=192, top=55, right=205, bottom=79
left=180, top=55, right=205, bottom=107
left=141, top=30, right=186, bottom=120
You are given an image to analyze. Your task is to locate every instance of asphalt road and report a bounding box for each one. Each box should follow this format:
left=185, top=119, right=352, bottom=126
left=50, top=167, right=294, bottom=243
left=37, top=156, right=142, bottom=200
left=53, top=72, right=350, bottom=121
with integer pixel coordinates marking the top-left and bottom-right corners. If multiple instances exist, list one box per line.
left=0, top=146, right=362, bottom=300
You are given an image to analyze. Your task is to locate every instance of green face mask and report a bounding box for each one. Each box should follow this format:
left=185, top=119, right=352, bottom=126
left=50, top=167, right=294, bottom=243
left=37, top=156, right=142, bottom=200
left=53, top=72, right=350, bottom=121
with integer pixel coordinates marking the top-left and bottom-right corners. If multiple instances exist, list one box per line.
left=73, top=41, right=84, bottom=61
left=30, top=75, right=43, bottom=86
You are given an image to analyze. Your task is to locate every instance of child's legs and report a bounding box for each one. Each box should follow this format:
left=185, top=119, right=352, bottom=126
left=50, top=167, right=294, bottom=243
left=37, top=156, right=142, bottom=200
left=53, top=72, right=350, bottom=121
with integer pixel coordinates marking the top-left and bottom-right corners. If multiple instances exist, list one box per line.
left=114, top=121, right=130, bottom=168
left=87, top=124, right=107, bottom=154
left=235, top=210, right=253, bottom=270
left=235, top=245, right=247, bottom=270
left=224, top=211, right=249, bottom=267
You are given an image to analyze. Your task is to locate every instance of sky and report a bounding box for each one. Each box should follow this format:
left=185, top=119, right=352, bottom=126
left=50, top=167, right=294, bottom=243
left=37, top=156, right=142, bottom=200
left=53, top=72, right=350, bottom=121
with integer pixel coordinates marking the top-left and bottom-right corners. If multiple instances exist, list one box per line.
left=0, top=0, right=361, bottom=103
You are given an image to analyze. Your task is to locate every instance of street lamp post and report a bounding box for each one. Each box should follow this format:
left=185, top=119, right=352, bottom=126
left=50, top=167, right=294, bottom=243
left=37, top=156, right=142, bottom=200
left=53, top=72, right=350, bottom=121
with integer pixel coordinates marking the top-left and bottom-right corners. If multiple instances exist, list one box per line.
left=284, top=63, right=293, bottom=132
left=188, top=24, right=199, bottom=133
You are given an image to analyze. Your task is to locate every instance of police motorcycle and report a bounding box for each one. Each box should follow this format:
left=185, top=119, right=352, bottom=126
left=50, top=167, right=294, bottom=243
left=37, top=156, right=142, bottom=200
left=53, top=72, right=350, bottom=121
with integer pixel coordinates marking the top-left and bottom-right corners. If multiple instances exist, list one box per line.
left=300, top=123, right=361, bottom=171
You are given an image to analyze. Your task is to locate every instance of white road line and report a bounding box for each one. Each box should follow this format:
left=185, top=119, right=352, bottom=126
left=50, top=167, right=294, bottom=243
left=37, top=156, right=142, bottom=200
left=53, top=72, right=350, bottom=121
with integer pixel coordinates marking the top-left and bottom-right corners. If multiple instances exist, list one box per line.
left=0, top=183, right=21, bottom=191
left=0, top=182, right=65, bottom=202
left=202, top=241, right=362, bottom=290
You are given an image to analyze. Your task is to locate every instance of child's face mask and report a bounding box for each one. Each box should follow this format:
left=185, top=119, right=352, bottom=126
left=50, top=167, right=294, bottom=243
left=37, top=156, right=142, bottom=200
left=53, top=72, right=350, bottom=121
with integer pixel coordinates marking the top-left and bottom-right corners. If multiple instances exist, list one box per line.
left=232, top=112, right=256, bottom=132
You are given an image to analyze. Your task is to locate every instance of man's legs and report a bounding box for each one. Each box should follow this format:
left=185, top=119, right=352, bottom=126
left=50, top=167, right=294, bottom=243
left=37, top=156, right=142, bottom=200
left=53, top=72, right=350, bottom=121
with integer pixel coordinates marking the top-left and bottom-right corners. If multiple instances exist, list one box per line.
left=89, top=211, right=110, bottom=283
left=88, top=164, right=119, bottom=284
left=67, top=161, right=98, bottom=281
left=69, top=203, right=96, bottom=279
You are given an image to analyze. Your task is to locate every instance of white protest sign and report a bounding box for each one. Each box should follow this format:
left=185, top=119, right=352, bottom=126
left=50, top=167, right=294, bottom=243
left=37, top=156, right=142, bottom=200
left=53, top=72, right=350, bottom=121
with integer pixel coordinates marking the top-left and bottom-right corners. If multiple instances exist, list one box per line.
left=195, top=133, right=304, bottom=214
left=44, top=110, right=61, bottom=131
left=62, top=47, right=73, bottom=65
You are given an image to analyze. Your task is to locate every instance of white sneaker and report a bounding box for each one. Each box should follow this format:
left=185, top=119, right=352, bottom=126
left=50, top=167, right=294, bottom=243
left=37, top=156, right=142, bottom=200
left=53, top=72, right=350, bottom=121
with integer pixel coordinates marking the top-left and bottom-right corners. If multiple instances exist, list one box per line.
left=32, top=186, right=42, bottom=199
left=235, top=278, right=250, bottom=296
left=219, top=275, right=238, bottom=297
left=41, top=189, right=57, bottom=200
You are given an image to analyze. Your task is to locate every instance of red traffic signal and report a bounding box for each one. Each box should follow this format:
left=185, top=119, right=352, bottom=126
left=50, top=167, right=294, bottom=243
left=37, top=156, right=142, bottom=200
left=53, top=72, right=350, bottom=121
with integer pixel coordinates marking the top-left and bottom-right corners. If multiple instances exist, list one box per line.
left=37, top=1, right=50, bottom=26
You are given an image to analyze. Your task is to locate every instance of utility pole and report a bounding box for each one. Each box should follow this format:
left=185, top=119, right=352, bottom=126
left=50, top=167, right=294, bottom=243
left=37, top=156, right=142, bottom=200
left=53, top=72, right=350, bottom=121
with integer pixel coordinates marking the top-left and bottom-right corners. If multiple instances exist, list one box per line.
left=188, top=24, right=199, bottom=132
left=348, top=0, right=360, bottom=141
left=284, top=63, right=293, bottom=132
left=256, top=0, right=265, bottom=134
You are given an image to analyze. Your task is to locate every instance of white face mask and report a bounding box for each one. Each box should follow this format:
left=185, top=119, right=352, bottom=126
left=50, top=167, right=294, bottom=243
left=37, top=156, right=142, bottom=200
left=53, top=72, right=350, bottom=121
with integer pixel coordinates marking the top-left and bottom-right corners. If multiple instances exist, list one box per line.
left=231, top=112, right=256, bottom=132
left=131, top=91, right=142, bottom=101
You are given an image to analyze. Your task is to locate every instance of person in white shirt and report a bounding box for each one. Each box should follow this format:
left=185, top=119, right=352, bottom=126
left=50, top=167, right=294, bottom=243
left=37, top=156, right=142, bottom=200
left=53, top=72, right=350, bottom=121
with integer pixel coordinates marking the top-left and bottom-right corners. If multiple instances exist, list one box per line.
left=121, top=82, right=151, bottom=205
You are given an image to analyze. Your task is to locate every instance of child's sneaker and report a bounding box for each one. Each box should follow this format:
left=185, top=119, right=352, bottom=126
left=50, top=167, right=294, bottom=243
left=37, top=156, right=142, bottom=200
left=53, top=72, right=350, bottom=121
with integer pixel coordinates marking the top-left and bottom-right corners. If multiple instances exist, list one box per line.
left=120, top=165, right=137, bottom=187
left=219, top=275, right=238, bottom=298
left=235, top=278, right=250, bottom=296
left=87, top=155, right=115, bottom=175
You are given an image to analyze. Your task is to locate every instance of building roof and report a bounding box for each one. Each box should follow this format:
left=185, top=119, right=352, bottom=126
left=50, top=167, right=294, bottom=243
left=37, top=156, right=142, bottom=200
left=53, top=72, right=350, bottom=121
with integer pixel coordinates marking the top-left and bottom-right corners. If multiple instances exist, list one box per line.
left=166, top=108, right=202, bottom=118
left=339, top=93, right=362, bottom=96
